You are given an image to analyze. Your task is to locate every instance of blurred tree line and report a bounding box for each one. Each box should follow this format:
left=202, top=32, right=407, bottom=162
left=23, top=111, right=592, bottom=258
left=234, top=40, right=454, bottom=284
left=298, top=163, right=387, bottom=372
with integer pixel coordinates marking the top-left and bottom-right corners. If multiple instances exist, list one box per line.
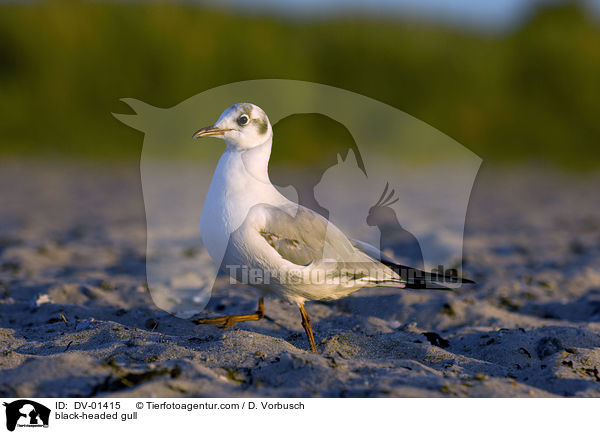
left=0, top=0, right=598, bottom=167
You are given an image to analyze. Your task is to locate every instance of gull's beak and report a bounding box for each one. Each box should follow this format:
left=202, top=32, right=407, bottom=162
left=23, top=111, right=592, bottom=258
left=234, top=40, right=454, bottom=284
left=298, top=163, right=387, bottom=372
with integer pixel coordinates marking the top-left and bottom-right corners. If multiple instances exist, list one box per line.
left=192, top=125, right=230, bottom=139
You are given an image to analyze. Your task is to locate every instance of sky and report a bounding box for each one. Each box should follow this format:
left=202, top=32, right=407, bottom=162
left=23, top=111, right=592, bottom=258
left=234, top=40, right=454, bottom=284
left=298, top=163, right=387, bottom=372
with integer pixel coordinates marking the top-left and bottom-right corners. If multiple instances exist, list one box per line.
left=2, top=0, right=598, bottom=30
left=211, top=0, right=600, bottom=30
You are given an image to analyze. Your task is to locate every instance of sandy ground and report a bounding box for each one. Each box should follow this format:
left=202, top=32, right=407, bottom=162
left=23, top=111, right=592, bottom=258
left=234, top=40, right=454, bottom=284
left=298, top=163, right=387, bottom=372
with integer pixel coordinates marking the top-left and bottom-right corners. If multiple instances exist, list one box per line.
left=1, top=159, right=600, bottom=397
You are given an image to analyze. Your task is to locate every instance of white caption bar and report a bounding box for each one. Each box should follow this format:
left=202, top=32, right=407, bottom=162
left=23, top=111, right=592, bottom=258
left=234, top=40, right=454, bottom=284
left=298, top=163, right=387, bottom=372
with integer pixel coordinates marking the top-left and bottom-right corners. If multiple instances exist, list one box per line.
left=0, top=398, right=595, bottom=434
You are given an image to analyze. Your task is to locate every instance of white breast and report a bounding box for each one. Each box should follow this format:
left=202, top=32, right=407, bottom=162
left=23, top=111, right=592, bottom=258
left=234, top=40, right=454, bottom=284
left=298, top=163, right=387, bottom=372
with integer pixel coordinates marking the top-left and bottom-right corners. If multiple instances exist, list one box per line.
left=200, top=146, right=284, bottom=266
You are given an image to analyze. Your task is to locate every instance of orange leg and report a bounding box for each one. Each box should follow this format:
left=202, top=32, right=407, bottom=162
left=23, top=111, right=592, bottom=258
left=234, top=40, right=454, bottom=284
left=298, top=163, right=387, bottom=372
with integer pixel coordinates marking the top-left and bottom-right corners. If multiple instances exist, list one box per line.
left=299, top=303, right=317, bottom=353
left=193, top=297, right=264, bottom=329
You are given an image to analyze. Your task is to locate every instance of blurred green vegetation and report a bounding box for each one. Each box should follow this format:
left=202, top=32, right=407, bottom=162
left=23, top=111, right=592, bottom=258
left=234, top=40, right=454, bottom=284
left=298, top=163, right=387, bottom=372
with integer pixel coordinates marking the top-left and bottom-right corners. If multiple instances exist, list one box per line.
left=0, top=0, right=599, bottom=167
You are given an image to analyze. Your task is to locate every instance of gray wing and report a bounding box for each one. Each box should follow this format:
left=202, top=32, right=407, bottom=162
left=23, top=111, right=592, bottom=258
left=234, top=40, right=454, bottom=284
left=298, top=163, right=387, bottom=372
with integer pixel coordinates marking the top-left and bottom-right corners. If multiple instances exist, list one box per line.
left=257, top=203, right=358, bottom=266
left=227, top=202, right=405, bottom=293
left=349, top=238, right=398, bottom=264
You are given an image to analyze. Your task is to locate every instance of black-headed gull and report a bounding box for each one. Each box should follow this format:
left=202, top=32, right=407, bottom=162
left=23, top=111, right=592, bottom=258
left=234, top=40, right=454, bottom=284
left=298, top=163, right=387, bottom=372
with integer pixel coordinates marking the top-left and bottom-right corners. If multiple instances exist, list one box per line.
left=192, top=103, right=472, bottom=353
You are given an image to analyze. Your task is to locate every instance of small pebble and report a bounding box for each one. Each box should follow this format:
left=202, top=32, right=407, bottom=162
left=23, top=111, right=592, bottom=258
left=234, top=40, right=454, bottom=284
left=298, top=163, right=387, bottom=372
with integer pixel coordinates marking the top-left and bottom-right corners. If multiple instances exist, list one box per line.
left=474, top=372, right=487, bottom=381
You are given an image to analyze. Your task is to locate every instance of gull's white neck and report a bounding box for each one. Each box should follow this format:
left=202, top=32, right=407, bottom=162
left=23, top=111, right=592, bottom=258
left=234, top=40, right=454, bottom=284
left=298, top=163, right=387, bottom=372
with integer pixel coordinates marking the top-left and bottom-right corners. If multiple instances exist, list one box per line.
left=200, top=137, right=285, bottom=262
left=235, top=140, right=272, bottom=185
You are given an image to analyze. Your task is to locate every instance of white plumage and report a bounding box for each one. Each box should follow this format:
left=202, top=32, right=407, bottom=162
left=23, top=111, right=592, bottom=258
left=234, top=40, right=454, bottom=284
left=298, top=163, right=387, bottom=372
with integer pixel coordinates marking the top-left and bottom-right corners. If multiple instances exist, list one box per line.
left=193, top=102, right=410, bottom=352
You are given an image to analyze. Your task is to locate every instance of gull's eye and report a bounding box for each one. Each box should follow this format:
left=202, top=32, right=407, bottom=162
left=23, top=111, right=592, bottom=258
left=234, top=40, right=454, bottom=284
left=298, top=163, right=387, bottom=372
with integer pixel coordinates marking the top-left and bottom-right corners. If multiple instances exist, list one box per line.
left=237, top=114, right=249, bottom=126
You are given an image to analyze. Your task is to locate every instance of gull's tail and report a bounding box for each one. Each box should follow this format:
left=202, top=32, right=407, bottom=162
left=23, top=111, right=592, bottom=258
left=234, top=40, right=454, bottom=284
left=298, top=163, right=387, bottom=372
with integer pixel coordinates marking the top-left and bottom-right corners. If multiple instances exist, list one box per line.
left=351, top=239, right=475, bottom=291
left=383, top=262, right=475, bottom=291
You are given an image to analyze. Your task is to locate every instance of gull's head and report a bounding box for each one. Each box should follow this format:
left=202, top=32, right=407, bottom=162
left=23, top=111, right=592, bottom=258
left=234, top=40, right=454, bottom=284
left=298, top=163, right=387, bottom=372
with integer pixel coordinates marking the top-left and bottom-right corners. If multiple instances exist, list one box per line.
left=193, top=103, right=272, bottom=150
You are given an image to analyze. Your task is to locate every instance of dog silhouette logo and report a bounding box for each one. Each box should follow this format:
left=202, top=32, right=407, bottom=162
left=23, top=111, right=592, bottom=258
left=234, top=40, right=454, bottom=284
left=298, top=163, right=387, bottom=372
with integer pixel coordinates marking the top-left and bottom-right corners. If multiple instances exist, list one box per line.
left=3, top=400, right=50, bottom=431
